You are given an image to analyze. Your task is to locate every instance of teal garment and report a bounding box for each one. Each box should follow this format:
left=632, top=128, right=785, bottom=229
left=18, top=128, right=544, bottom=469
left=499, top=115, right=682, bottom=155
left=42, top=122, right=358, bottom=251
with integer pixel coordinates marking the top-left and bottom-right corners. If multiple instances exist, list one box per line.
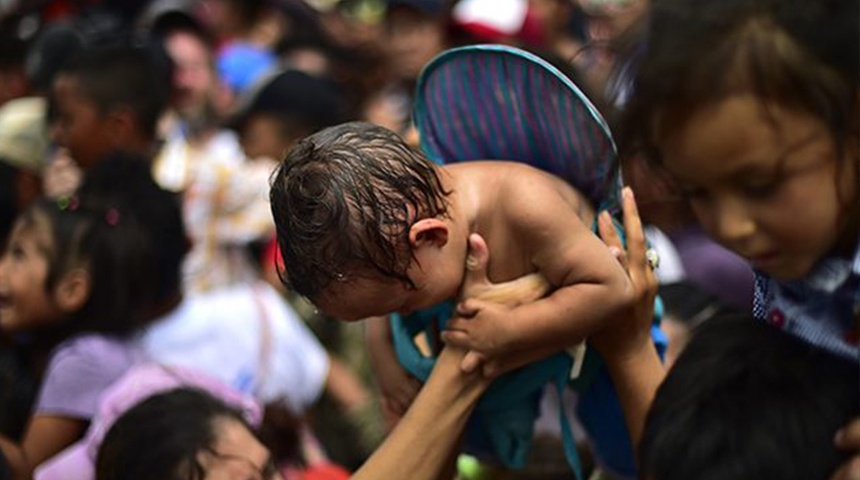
left=391, top=296, right=666, bottom=479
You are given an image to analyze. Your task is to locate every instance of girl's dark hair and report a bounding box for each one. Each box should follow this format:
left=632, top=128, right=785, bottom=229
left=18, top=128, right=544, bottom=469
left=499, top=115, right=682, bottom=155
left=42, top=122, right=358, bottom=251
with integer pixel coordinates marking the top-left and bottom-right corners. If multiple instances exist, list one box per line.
left=270, top=121, right=450, bottom=300
left=96, top=388, right=251, bottom=480
left=620, top=0, right=859, bottom=163
left=78, top=152, right=188, bottom=306
left=18, top=192, right=155, bottom=340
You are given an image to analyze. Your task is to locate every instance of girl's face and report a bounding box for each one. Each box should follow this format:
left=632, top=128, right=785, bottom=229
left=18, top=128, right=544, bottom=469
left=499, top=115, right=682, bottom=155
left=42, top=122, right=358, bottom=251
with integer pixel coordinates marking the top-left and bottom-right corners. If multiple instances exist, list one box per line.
left=198, top=417, right=283, bottom=480
left=657, top=94, right=858, bottom=281
left=0, top=217, right=65, bottom=332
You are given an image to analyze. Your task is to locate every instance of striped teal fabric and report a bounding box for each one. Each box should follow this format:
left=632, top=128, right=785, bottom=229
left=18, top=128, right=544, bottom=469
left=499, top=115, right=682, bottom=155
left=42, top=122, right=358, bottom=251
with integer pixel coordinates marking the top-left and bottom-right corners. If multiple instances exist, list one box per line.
left=413, top=44, right=621, bottom=212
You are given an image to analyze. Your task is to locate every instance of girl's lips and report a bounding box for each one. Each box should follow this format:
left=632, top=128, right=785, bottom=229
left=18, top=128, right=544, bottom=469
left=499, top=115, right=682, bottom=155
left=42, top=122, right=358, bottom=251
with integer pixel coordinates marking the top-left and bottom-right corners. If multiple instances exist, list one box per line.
left=749, top=252, right=779, bottom=270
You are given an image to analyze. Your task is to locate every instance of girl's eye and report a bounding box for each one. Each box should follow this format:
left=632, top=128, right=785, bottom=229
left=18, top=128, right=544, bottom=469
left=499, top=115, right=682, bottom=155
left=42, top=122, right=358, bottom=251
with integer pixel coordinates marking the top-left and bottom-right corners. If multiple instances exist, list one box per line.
left=742, top=179, right=780, bottom=199
left=679, top=186, right=708, bottom=201
left=9, top=245, right=25, bottom=260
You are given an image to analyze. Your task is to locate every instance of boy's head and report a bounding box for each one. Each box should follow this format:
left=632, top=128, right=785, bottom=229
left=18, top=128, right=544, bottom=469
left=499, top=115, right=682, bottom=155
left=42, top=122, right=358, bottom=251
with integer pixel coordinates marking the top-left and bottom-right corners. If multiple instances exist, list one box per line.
left=640, top=315, right=859, bottom=480
left=270, top=121, right=465, bottom=320
left=50, top=45, right=169, bottom=169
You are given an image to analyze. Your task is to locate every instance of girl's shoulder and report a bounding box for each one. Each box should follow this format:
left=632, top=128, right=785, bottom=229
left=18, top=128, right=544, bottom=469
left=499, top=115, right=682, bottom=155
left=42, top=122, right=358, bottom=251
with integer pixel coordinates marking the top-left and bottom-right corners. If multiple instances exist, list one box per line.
left=50, top=333, right=143, bottom=363
left=37, top=334, right=145, bottom=418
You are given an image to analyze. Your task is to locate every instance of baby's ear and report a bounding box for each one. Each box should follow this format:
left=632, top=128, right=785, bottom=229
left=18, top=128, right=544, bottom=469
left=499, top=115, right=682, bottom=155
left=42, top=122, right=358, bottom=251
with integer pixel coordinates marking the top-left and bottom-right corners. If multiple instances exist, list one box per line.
left=409, top=218, right=449, bottom=249
left=54, top=268, right=91, bottom=313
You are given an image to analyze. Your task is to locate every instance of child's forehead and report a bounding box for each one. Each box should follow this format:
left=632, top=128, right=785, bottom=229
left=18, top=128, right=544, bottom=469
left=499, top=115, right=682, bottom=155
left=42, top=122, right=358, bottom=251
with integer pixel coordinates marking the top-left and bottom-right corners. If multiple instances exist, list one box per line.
left=11, top=211, right=53, bottom=251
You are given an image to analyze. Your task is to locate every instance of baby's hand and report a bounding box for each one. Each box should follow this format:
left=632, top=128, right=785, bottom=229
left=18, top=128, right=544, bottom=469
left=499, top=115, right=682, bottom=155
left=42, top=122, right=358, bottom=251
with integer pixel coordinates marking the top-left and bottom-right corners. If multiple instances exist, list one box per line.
left=831, top=417, right=860, bottom=480
left=445, top=298, right=518, bottom=363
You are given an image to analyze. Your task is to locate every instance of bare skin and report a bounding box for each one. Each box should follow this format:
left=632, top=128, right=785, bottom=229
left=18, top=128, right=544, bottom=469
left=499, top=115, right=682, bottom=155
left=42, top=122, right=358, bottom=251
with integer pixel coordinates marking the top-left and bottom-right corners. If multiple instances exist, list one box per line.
left=362, top=160, right=634, bottom=419
left=436, top=161, right=634, bottom=376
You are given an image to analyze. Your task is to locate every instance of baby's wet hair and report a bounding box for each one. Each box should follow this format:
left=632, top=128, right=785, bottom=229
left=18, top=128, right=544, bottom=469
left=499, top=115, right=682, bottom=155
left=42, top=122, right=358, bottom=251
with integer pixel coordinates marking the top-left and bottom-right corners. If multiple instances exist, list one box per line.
left=270, top=121, right=450, bottom=300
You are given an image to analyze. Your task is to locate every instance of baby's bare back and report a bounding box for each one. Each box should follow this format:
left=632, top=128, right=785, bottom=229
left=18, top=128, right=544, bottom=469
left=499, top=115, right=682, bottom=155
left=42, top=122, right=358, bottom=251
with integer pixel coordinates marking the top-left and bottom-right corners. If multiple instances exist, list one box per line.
left=445, top=161, right=597, bottom=288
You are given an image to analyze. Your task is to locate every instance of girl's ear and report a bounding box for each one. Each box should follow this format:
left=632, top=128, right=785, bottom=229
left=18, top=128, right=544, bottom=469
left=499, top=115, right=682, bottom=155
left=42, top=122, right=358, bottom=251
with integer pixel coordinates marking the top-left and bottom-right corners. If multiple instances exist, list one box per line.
left=54, top=269, right=91, bottom=313
left=408, top=218, right=449, bottom=249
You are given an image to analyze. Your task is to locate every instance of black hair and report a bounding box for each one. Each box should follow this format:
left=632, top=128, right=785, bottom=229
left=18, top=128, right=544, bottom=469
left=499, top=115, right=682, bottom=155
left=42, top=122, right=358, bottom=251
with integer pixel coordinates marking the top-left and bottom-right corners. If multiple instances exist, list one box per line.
left=641, top=315, right=859, bottom=480
left=96, top=387, right=253, bottom=480
left=78, top=152, right=188, bottom=306
left=621, top=0, right=859, bottom=164
left=57, top=45, right=169, bottom=139
left=149, top=10, right=216, bottom=54
left=269, top=121, right=450, bottom=300
left=14, top=193, right=155, bottom=340
left=0, top=30, right=27, bottom=72
left=0, top=163, right=16, bottom=246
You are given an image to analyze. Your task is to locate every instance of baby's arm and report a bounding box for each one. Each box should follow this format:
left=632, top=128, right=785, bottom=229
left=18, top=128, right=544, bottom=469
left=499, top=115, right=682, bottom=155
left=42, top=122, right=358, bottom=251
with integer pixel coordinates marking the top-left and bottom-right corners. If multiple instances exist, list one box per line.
left=445, top=175, right=634, bottom=375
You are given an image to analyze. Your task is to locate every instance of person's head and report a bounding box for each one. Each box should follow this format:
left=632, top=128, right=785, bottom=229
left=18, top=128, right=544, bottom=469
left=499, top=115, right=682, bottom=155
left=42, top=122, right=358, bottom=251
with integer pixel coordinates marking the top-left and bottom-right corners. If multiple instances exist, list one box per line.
left=621, top=0, right=860, bottom=281
left=270, top=121, right=466, bottom=321
left=384, top=0, right=448, bottom=83
left=78, top=152, right=188, bottom=308
left=50, top=45, right=169, bottom=169
left=151, top=10, right=222, bottom=125
left=96, top=387, right=281, bottom=480
left=0, top=192, right=155, bottom=340
left=641, top=315, right=859, bottom=480
left=232, top=69, right=346, bottom=160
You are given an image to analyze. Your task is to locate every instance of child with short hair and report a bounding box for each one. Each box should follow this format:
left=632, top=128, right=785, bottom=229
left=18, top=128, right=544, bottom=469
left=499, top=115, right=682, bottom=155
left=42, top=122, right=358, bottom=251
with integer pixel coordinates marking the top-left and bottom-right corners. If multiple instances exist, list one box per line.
left=0, top=168, right=167, bottom=473
left=270, top=121, right=641, bottom=475
left=50, top=45, right=168, bottom=170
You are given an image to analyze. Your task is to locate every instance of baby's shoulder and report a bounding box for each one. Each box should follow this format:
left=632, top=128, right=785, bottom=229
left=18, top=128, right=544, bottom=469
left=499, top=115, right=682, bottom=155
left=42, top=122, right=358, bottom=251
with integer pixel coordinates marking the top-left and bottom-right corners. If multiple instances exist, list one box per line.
left=449, top=160, right=585, bottom=196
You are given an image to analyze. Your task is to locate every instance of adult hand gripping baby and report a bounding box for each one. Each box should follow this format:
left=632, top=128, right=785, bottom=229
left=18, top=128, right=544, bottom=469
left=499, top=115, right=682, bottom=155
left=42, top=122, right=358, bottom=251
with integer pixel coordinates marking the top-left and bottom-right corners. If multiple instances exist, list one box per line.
left=443, top=234, right=552, bottom=378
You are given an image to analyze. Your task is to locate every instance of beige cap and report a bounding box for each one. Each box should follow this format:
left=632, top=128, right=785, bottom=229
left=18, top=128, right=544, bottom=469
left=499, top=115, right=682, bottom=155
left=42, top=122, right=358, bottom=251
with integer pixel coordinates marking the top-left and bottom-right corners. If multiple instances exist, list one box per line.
left=0, top=96, right=49, bottom=173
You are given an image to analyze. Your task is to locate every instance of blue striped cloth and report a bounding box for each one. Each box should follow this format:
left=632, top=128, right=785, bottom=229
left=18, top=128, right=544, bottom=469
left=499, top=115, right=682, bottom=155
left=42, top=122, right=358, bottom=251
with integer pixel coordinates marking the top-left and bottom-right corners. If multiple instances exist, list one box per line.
left=414, top=44, right=621, bottom=214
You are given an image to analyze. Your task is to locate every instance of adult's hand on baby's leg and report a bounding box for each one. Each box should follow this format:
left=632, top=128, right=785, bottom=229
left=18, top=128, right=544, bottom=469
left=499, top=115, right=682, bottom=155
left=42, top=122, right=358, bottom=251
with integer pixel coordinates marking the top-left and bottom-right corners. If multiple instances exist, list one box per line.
left=591, top=187, right=664, bottom=449
left=443, top=234, right=552, bottom=377
left=591, top=187, right=658, bottom=360
left=831, top=417, right=860, bottom=480
left=443, top=233, right=496, bottom=373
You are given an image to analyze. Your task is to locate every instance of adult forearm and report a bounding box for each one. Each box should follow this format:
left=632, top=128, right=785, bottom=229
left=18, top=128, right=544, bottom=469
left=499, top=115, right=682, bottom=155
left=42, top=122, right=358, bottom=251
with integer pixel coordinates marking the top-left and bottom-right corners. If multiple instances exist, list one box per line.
left=600, top=341, right=665, bottom=450
left=351, top=348, right=489, bottom=480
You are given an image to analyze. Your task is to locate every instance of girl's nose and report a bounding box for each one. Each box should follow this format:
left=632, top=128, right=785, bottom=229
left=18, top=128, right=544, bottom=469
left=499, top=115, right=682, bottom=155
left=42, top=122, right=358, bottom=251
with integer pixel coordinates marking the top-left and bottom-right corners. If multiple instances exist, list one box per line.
left=710, top=196, right=756, bottom=246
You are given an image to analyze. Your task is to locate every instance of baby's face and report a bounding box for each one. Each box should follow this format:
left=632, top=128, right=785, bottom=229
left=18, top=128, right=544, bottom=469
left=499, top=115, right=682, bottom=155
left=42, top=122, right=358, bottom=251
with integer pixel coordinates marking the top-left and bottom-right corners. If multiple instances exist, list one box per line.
left=314, top=258, right=464, bottom=322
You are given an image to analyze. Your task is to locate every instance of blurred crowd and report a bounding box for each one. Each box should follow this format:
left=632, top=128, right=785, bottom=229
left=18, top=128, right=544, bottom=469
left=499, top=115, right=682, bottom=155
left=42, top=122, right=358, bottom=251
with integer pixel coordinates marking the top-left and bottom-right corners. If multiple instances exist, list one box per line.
left=0, top=0, right=813, bottom=479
